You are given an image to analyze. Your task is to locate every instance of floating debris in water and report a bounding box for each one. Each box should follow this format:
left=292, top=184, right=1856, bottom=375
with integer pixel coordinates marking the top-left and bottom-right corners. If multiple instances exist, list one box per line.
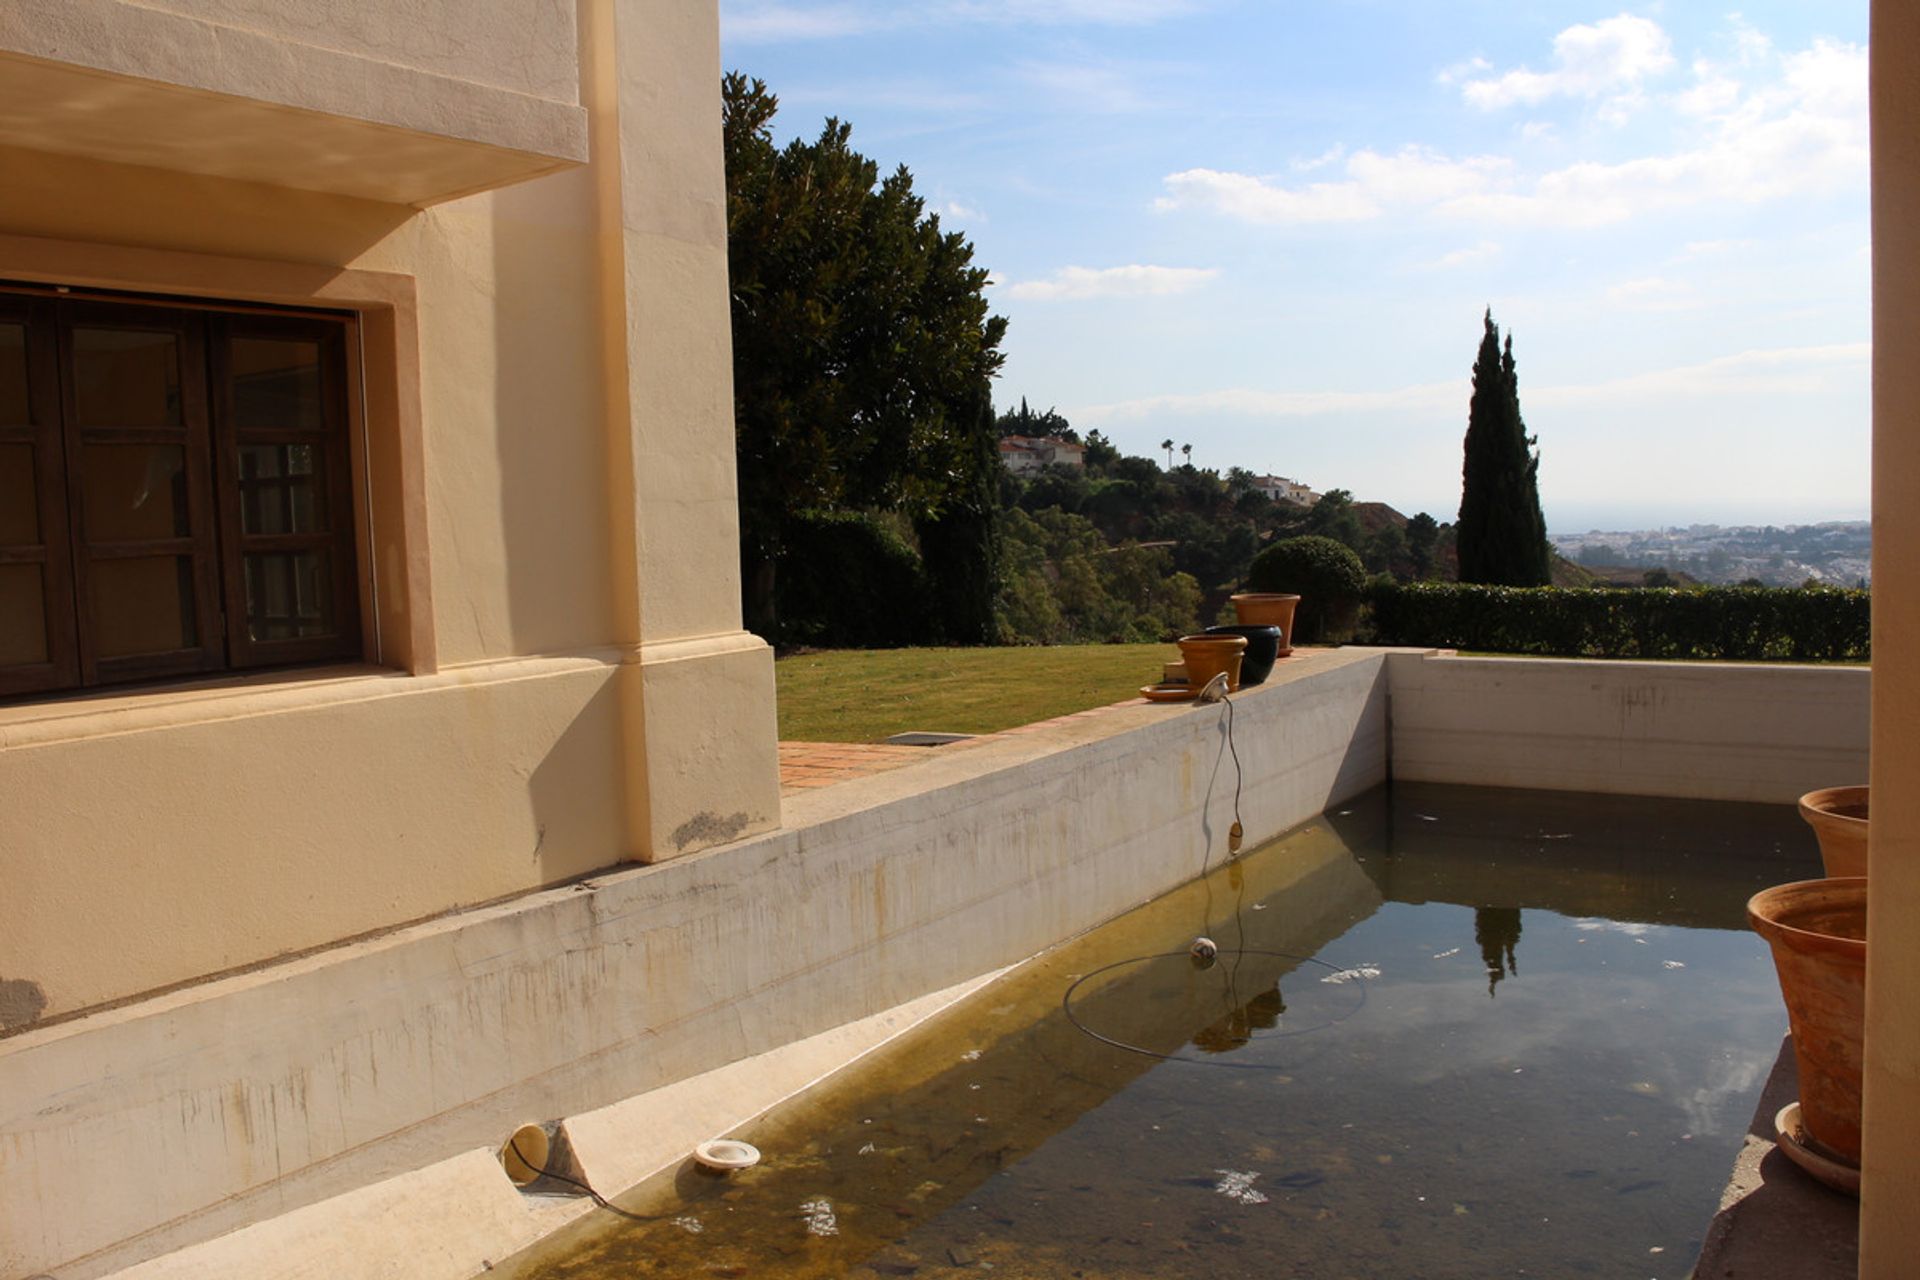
left=1251, top=903, right=1267, bottom=911
left=673, top=1216, right=704, bottom=1234
left=1433, top=948, right=1461, bottom=959
left=1635, top=938, right=1651, bottom=946
left=1663, top=960, right=1687, bottom=970
left=969, top=1083, right=982, bottom=1091
left=1415, top=814, right=1439, bottom=822
left=800, top=1198, right=838, bottom=1237
left=858, top=1142, right=877, bottom=1155
left=1540, top=833, right=1573, bottom=840
left=1321, top=965, right=1382, bottom=985
left=960, top=1049, right=982, bottom=1061
left=1212, top=1170, right=1270, bottom=1205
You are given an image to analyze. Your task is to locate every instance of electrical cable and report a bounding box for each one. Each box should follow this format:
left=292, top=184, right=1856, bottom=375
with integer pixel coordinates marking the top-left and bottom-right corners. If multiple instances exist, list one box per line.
left=1059, top=684, right=1374, bottom=1068
left=1060, top=950, right=1368, bottom=1070
left=507, top=1137, right=673, bottom=1223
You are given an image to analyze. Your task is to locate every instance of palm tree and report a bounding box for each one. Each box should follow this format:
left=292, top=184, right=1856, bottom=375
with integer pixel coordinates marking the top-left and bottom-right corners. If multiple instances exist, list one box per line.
left=1160, top=438, right=1175, bottom=468
left=1181, top=443, right=1193, bottom=467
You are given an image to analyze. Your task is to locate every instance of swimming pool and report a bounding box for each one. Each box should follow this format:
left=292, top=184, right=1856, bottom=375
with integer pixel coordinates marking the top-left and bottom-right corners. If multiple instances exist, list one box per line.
left=498, top=782, right=1818, bottom=1279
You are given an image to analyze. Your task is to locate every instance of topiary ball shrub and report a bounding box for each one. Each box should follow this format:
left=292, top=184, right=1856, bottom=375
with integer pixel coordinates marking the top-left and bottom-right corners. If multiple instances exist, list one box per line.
left=1245, top=535, right=1366, bottom=643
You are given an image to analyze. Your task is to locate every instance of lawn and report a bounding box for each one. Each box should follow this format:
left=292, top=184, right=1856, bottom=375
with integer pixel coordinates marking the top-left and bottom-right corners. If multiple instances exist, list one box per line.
left=775, top=644, right=1175, bottom=742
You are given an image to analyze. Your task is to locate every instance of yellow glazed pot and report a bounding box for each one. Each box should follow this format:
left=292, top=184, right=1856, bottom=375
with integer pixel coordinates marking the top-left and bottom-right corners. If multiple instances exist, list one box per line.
left=1175, top=634, right=1247, bottom=692
left=1229, top=593, right=1300, bottom=655
left=1798, top=786, right=1869, bottom=878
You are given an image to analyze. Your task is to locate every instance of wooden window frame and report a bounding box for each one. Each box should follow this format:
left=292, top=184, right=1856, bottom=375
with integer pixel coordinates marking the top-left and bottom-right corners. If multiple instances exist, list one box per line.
left=0, top=291, right=363, bottom=699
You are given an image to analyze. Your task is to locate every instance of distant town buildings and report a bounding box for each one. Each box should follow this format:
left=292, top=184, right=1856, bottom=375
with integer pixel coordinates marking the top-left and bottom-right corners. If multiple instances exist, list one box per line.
left=998, top=435, right=1086, bottom=473
left=1552, top=522, right=1871, bottom=587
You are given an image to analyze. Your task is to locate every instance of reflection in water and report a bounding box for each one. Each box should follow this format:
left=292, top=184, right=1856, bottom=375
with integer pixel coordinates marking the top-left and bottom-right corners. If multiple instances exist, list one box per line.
left=1475, top=905, right=1523, bottom=996
left=1190, top=978, right=1285, bottom=1053
left=499, top=783, right=1820, bottom=1280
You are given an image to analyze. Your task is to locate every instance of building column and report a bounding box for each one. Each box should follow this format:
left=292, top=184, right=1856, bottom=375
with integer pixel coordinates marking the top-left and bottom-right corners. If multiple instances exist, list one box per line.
left=1864, top=1, right=1920, bottom=1272
left=587, top=0, right=781, bottom=861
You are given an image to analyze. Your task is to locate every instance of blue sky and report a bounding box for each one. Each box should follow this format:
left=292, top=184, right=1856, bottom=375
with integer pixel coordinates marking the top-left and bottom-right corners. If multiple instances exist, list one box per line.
left=719, top=2, right=1869, bottom=533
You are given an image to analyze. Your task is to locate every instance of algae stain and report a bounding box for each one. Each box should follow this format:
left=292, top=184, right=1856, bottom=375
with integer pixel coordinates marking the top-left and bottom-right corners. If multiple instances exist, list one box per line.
left=0, top=977, right=48, bottom=1032
left=671, top=811, right=750, bottom=851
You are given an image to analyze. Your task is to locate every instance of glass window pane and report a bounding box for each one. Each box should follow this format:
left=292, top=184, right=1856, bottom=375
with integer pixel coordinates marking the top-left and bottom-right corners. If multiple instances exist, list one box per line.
left=231, top=338, right=323, bottom=430
left=88, top=555, right=196, bottom=658
left=245, top=549, right=336, bottom=641
left=0, top=563, right=47, bottom=666
left=83, top=444, right=188, bottom=541
left=0, top=442, right=37, bottom=543
left=238, top=442, right=328, bottom=534
left=0, top=323, right=27, bottom=425
left=73, top=327, right=183, bottom=427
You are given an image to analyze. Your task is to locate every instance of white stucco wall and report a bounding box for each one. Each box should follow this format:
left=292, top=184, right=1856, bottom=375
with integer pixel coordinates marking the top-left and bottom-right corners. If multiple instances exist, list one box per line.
left=1387, top=653, right=1869, bottom=802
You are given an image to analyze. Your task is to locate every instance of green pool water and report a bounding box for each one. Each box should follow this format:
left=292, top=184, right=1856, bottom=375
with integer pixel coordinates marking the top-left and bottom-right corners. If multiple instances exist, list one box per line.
left=498, top=782, right=1818, bottom=1279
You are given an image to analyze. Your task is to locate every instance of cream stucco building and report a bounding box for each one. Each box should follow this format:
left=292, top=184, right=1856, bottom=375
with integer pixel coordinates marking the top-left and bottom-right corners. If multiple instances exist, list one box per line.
left=0, top=0, right=782, bottom=1034
left=1, top=2, right=1917, bottom=1279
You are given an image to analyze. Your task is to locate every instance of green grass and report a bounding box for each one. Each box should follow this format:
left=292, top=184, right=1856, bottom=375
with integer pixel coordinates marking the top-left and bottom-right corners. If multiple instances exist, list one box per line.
left=775, top=644, right=1175, bottom=742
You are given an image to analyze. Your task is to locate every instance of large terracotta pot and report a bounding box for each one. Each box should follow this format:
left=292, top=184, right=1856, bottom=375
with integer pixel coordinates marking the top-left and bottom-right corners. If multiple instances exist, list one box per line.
left=1229, top=593, right=1299, bottom=655
left=1799, top=786, right=1869, bottom=877
left=1204, top=624, right=1282, bottom=686
left=1176, top=634, right=1247, bottom=693
left=1748, top=878, right=1867, bottom=1169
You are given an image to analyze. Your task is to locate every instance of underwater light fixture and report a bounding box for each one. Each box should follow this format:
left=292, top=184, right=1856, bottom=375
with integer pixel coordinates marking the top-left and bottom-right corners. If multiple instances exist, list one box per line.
left=693, top=1139, right=762, bottom=1171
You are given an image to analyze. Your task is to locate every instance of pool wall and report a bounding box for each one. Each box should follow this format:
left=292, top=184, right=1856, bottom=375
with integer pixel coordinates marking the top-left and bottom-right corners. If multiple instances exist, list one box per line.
left=1388, top=654, right=1869, bottom=801
left=0, top=651, right=1869, bottom=1280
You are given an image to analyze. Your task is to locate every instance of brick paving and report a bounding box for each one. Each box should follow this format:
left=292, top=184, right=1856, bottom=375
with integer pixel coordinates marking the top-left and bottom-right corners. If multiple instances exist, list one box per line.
left=777, top=698, right=1143, bottom=794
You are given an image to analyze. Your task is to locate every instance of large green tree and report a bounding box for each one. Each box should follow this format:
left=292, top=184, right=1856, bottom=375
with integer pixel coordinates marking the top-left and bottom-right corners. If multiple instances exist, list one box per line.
left=723, top=74, right=1007, bottom=639
left=1456, top=310, right=1550, bottom=585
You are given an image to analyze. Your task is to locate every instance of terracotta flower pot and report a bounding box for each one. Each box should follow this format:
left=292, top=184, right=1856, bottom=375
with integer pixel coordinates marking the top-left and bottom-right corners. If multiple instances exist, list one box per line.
left=1176, top=634, right=1247, bottom=693
left=1748, top=877, right=1867, bottom=1171
left=1228, top=594, right=1299, bottom=655
left=1798, top=786, right=1869, bottom=878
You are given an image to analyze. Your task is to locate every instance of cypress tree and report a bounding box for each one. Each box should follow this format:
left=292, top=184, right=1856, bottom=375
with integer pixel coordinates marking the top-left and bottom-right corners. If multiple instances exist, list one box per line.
left=1457, top=309, right=1550, bottom=585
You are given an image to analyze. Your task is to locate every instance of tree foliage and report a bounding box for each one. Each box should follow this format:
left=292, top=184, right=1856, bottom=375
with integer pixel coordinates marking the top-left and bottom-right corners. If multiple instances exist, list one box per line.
left=724, top=73, right=1007, bottom=641
left=1245, top=535, right=1367, bottom=642
left=1457, top=310, right=1550, bottom=586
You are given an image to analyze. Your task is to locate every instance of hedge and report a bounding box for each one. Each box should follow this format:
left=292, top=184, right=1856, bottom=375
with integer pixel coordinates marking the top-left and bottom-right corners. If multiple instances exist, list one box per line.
left=1246, top=535, right=1367, bottom=643
left=776, top=511, right=933, bottom=648
left=1367, top=582, right=1870, bottom=662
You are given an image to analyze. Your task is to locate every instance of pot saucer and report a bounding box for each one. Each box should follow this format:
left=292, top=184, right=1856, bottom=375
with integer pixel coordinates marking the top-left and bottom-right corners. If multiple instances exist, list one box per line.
left=1775, top=1102, right=1860, bottom=1195
left=1139, top=682, right=1196, bottom=703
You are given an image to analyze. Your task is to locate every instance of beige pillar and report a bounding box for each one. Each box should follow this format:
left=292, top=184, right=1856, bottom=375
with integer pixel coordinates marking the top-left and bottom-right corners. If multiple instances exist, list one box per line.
left=588, top=0, right=781, bottom=860
left=1863, top=2, right=1920, bottom=1272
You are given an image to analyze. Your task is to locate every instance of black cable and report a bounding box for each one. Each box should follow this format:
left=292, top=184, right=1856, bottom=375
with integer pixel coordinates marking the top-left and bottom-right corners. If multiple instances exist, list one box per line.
left=1060, top=950, right=1368, bottom=1070
left=508, top=1137, right=672, bottom=1223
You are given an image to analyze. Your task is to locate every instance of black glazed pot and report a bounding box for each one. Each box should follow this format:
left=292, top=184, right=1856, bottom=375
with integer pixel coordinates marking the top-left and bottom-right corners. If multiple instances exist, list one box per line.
left=1204, top=624, right=1283, bottom=686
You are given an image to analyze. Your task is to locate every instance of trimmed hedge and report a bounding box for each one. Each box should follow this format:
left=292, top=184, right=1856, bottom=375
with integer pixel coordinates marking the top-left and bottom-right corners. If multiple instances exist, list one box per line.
left=1246, top=535, right=1367, bottom=643
left=1367, top=582, right=1870, bottom=662
left=776, top=511, right=932, bottom=648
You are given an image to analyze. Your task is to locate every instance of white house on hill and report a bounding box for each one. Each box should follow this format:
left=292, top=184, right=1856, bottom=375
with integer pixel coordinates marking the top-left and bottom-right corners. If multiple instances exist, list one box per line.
left=1253, top=474, right=1320, bottom=506
left=1000, top=435, right=1086, bottom=474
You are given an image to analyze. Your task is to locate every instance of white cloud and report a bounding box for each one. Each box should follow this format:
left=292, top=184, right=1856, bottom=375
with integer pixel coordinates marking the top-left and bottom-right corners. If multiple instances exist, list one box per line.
left=1015, top=60, right=1151, bottom=113
left=1603, top=276, right=1699, bottom=311
left=1426, top=240, right=1502, bottom=270
left=1164, top=34, right=1864, bottom=231
left=1463, top=14, right=1675, bottom=109
left=724, top=0, right=1201, bottom=42
left=1525, top=343, right=1869, bottom=407
left=937, top=199, right=986, bottom=222
left=1070, top=344, right=1868, bottom=424
left=1158, top=146, right=1511, bottom=224
left=1001, top=264, right=1219, bottom=301
left=1074, top=380, right=1465, bottom=423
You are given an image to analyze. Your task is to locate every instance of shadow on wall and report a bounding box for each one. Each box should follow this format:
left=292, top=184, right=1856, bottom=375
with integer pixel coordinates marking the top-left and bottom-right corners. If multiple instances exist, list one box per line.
left=523, top=674, right=635, bottom=880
